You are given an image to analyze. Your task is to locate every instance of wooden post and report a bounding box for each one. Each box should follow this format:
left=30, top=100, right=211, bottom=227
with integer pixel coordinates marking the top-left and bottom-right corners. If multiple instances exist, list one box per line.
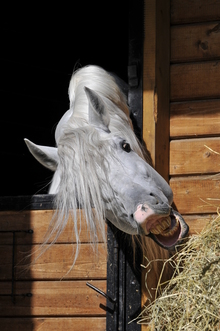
left=142, top=2, right=170, bottom=330
left=143, top=0, right=170, bottom=182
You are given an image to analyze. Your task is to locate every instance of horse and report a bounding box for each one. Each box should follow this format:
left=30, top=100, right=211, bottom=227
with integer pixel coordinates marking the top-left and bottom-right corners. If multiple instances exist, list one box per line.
left=24, top=65, right=188, bottom=269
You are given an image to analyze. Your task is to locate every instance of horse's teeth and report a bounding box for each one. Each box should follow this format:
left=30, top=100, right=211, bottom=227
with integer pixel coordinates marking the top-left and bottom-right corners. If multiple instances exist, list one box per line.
left=162, top=219, right=180, bottom=237
left=151, top=217, right=171, bottom=235
left=150, top=216, right=180, bottom=237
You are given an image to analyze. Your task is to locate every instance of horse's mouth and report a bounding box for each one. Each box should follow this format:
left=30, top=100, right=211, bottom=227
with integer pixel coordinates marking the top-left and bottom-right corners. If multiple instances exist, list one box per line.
left=134, top=205, right=189, bottom=249
left=148, top=210, right=188, bottom=249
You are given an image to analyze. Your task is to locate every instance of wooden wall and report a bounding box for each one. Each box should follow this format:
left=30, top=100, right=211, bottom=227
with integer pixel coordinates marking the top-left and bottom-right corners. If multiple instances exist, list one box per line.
left=142, top=2, right=220, bottom=330
left=0, top=210, right=107, bottom=331
left=170, top=0, right=220, bottom=234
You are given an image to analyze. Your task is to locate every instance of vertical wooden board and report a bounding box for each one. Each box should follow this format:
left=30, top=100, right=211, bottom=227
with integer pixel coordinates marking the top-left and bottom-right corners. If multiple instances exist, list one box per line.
left=154, top=0, right=170, bottom=181
left=170, top=61, right=220, bottom=101
left=0, top=317, right=106, bottom=331
left=171, top=0, right=220, bottom=24
left=142, top=2, right=171, bottom=331
left=170, top=137, right=220, bottom=175
left=170, top=175, right=220, bottom=214
left=171, top=22, right=220, bottom=63
left=0, top=280, right=106, bottom=316
left=143, top=0, right=170, bottom=181
left=170, top=99, right=220, bottom=138
left=143, top=0, right=157, bottom=163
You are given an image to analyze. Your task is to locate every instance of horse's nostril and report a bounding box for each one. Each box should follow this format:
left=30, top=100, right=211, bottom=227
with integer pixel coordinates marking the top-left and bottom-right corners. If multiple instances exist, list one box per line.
left=150, top=193, right=162, bottom=205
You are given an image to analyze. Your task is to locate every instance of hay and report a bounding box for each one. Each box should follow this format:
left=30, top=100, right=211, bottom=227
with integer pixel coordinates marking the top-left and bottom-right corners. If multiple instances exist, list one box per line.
left=137, top=212, right=220, bottom=330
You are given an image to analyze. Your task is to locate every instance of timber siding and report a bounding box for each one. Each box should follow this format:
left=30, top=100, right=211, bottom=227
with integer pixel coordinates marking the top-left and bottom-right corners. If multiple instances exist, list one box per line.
left=0, top=207, right=106, bottom=331
left=170, top=0, right=220, bottom=234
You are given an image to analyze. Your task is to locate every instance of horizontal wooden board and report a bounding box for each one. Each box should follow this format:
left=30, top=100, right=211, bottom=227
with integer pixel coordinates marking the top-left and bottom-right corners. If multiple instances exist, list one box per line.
left=0, top=317, right=106, bottom=331
left=183, top=214, right=217, bottom=235
left=0, top=210, right=106, bottom=244
left=170, top=61, right=220, bottom=102
left=0, top=243, right=107, bottom=281
left=171, top=22, right=220, bottom=63
left=170, top=99, right=220, bottom=138
left=171, top=0, right=220, bottom=24
left=0, top=280, right=106, bottom=316
left=170, top=137, right=220, bottom=175
left=170, top=175, right=220, bottom=214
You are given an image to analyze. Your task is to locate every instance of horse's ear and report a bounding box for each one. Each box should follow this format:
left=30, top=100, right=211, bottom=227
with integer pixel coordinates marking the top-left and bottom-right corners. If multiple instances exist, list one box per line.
left=24, top=139, right=58, bottom=171
left=84, top=87, right=110, bottom=133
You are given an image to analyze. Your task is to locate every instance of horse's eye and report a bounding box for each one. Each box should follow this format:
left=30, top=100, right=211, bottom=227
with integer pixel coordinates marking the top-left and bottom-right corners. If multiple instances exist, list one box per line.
left=122, top=142, right=131, bottom=153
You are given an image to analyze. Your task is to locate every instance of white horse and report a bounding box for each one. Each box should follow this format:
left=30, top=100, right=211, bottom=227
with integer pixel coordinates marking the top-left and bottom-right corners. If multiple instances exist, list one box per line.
left=25, top=65, right=188, bottom=264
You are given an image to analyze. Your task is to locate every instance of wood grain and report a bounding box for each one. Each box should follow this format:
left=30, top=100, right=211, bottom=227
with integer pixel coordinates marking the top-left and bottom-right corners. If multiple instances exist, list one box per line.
left=143, top=0, right=170, bottom=182
left=170, top=175, right=220, bottom=214
left=170, top=99, right=220, bottom=138
left=170, top=61, right=220, bottom=102
left=0, top=317, right=106, bottom=331
left=171, top=0, right=220, bottom=24
left=0, top=243, right=107, bottom=280
left=0, top=280, right=106, bottom=316
left=170, top=137, right=220, bottom=175
left=171, top=22, right=220, bottom=63
left=183, top=214, right=217, bottom=235
left=0, top=210, right=106, bottom=244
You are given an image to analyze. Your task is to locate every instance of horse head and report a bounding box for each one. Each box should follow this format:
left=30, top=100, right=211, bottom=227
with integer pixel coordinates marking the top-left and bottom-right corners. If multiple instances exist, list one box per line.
left=25, top=66, right=188, bottom=252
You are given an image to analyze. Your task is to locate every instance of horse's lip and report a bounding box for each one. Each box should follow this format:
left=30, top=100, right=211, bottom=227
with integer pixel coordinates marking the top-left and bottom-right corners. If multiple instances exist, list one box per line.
left=148, top=210, right=189, bottom=250
left=133, top=202, right=171, bottom=234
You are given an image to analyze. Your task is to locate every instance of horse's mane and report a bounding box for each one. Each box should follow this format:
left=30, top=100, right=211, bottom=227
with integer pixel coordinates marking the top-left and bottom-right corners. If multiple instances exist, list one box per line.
left=40, top=66, right=156, bottom=270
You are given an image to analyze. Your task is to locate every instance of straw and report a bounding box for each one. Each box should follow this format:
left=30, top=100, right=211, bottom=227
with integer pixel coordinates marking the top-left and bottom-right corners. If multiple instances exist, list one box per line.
left=136, top=212, right=220, bottom=330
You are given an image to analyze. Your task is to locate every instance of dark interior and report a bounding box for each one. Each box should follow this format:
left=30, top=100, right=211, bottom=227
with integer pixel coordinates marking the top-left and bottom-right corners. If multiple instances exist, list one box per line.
left=1, top=3, right=129, bottom=196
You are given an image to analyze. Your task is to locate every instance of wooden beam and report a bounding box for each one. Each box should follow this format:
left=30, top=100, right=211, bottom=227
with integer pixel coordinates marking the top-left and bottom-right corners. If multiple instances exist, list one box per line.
left=142, top=3, right=171, bottom=331
left=143, top=0, right=170, bottom=182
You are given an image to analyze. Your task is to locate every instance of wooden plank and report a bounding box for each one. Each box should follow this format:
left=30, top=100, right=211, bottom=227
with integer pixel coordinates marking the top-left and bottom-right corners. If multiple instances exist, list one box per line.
left=0, top=210, right=105, bottom=244
left=170, top=99, right=220, bottom=138
left=170, top=61, right=220, bottom=102
left=143, top=0, right=157, bottom=166
left=0, top=317, right=106, bottom=331
left=143, top=0, right=170, bottom=181
left=171, top=0, right=220, bottom=24
left=170, top=137, right=220, bottom=175
left=0, top=280, right=106, bottom=316
left=183, top=214, right=217, bottom=235
left=142, top=4, right=171, bottom=329
left=171, top=22, right=220, bottom=63
left=170, top=175, right=220, bottom=214
left=0, top=243, right=107, bottom=280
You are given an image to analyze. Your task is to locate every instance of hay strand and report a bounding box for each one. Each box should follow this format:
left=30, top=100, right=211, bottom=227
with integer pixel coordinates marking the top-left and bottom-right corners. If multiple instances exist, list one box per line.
left=137, top=212, right=220, bottom=330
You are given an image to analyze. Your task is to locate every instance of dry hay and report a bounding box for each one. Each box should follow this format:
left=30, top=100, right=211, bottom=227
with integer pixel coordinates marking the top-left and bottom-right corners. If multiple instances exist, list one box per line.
left=137, top=212, right=220, bottom=330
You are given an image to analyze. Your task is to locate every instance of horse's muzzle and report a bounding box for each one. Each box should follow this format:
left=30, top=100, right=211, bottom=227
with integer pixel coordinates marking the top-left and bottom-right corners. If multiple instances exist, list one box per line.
left=133, top=203, right=189, bottom=249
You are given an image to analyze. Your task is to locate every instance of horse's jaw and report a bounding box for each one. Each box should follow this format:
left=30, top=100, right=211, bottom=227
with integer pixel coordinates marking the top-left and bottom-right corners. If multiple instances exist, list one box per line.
left=133, top=204, right=189, bottom=250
